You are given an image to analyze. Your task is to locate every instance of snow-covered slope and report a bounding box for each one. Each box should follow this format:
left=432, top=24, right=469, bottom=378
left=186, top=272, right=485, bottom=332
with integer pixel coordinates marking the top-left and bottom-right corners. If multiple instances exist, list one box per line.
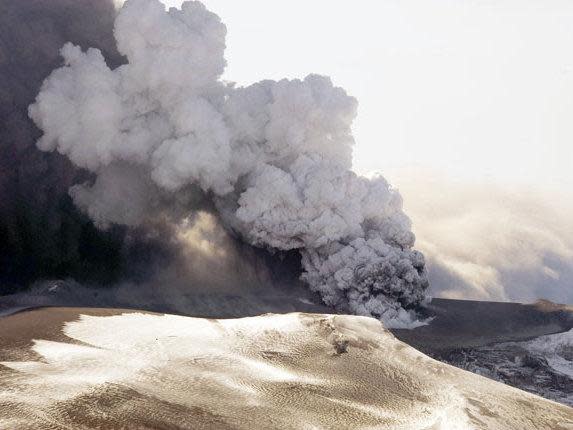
left=525, top=328, right=573, bottom=378
left=0, top=308, right=571, bottom=429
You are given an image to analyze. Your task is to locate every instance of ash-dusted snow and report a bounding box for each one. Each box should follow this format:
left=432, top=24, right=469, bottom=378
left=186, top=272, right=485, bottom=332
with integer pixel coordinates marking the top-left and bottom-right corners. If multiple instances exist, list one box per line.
left=447, top=328, right=573, bottom=406
left=1, top=310, right=572, bottom=429
left=524, top=328, right=573, bottom=379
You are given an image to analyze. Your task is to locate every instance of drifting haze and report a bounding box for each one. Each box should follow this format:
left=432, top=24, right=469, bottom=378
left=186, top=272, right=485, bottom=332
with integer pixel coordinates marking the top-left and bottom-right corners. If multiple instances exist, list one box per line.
left=394, top=171, right=573, bottom=304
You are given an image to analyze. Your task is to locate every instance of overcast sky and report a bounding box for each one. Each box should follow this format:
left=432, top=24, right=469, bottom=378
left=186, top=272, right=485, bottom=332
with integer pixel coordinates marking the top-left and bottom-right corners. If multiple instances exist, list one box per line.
left=146, top=0, right=573, bottom=303
left=160, top=0, right=573, bottom=193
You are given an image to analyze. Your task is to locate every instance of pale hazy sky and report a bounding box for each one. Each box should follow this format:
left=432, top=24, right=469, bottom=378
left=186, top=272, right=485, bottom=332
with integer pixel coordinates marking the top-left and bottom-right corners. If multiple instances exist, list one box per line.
left=150, top=0, right=573, bottom=303
left=161, top=0, right=573, bottom=193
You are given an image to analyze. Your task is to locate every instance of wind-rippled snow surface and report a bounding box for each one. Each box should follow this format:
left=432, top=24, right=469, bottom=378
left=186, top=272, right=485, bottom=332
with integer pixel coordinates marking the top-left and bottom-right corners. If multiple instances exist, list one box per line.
left=1, top=310, right=572, bottom=429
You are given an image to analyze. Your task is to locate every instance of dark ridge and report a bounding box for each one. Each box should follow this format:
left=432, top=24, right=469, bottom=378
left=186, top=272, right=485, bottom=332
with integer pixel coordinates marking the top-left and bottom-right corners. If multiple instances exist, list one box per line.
left=391, top=298, right=573, bottom=353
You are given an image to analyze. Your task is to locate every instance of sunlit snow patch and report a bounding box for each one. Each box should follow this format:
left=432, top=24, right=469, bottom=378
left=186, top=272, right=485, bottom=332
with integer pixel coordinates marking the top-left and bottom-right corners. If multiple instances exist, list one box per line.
left=1, top=311, right=571, bottom=429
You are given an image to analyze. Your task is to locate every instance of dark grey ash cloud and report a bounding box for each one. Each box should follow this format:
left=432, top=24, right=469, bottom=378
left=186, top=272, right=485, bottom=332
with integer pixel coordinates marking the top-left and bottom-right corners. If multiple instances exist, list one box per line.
left=0, top=0, right=125, bottom=291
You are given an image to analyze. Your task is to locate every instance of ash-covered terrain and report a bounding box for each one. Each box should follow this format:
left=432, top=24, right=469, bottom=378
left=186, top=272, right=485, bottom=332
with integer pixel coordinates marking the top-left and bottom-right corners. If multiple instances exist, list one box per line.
left=393, top=299, right=573, bottom=407
left=445, top=329, right=573, bottom=406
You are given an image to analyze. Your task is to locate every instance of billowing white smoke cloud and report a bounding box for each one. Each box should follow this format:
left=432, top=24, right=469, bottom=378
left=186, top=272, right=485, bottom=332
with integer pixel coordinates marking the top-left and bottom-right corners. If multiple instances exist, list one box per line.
left=29, top=0, right=428, bottom=327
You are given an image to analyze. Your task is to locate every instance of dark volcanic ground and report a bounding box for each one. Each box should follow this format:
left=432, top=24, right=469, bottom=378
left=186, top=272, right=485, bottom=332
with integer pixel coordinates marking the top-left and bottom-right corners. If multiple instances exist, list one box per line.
left=392, top=298, right=573, bottom=405
left=393, top=298, right=573, bottom=351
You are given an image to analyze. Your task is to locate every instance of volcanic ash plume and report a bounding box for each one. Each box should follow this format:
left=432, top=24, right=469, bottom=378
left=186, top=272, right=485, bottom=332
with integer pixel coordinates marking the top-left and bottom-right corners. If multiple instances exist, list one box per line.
left=29, top=0, right=429, bottom=327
